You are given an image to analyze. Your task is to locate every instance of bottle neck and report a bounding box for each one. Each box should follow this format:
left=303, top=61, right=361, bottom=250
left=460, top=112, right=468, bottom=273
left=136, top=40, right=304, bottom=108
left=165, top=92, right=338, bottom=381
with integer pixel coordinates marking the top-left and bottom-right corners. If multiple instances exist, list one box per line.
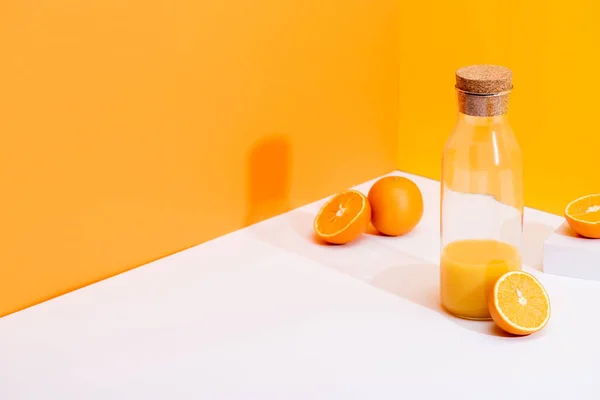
left=456, top=112, right=509, bottom=127
left=456, top=90, right=510, bottom=118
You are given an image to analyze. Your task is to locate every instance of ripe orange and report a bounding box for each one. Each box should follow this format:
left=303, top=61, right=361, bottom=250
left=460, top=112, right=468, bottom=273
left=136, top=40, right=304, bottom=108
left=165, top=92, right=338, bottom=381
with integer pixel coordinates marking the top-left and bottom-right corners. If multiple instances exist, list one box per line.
left=488, top=271, right=551, bottom=336
left=565, top=194, right=600, bottom=239
left=367, top=176, right=423, bottom=236
left=313, top=190, right=371, bottom=244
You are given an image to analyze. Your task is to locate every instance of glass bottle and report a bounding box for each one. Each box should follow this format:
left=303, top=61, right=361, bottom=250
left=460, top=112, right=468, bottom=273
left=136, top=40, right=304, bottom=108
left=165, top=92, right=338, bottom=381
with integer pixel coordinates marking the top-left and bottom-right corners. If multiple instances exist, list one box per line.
left=440, top=65, right=523, bottom=320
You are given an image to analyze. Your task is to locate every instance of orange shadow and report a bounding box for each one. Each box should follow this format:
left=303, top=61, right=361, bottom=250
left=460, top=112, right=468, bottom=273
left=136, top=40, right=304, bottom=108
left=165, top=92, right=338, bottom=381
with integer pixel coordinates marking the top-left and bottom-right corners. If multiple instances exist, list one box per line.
left=244, top=135, right=292, bottom=227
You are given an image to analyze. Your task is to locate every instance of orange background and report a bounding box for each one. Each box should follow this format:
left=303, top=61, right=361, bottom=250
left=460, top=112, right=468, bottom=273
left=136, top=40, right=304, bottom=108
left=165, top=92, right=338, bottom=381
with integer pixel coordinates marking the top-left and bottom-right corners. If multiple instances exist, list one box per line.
left=0, top=0, right=399, bottom=317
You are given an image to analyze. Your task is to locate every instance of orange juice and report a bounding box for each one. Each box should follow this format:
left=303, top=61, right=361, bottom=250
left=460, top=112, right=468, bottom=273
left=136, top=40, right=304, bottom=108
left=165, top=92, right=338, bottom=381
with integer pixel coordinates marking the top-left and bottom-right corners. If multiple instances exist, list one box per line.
left=440, top=239, right=521, bottom=320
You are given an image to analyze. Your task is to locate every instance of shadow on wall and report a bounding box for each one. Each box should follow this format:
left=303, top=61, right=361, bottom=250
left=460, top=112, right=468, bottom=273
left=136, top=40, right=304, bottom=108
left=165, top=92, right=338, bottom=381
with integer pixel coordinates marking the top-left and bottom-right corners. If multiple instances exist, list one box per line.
left=244, top=135, right=292, bottom=227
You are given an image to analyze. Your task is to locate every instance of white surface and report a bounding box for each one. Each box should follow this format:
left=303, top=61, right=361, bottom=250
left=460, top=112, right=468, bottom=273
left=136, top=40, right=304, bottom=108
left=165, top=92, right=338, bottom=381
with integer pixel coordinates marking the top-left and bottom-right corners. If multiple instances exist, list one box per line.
left=543, top=222, right=600, bottom=281
left=1, top=171, right=600, bottom=399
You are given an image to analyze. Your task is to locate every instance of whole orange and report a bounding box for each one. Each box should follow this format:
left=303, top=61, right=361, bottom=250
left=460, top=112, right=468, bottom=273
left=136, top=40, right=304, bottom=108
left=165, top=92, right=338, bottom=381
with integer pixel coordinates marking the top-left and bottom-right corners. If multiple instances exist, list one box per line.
left=368, top=176, right=423, bottom=236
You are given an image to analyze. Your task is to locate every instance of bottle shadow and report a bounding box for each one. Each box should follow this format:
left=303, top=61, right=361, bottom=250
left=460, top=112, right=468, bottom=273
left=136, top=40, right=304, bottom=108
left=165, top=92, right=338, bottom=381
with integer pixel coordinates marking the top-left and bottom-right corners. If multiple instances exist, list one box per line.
left=370, top=263, right=516, bottom=337
left=248, top=208, right=532, bottom=339
left=244, top=134, right=292, bottom=227
left=522, top=221, right=558, bottom=271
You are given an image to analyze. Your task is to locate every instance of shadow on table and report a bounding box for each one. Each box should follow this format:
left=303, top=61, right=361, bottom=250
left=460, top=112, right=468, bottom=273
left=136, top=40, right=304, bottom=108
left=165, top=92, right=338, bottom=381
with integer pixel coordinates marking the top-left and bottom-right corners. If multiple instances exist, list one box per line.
left=247, top=209, right=536, bottom=339
left=555, top=221, right=581, bottom=238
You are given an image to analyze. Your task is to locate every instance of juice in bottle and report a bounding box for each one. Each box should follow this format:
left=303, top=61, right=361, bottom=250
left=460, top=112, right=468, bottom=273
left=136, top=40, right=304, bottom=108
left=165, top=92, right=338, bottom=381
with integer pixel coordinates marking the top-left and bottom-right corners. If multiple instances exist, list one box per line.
left=440, top=239, right=521, bottom=319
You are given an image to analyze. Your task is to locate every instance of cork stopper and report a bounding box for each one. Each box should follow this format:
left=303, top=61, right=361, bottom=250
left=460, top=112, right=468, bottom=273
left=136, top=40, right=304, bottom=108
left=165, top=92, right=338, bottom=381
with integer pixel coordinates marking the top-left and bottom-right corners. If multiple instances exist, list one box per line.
left=456, top=65, right=512, bottom=94
left=455, top=64, right=513, bottom=116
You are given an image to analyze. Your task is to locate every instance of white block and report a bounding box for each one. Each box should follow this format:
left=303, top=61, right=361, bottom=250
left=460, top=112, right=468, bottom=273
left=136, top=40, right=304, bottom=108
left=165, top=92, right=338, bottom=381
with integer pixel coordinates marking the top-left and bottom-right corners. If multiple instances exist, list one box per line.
left=543, top=222, right=600, bottom=280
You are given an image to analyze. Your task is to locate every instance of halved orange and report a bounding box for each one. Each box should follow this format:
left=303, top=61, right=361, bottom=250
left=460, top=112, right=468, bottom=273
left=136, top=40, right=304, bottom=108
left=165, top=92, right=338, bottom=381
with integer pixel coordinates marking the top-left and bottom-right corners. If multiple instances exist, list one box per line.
left=488, top=271, right=550, bottom=336
left=313, top=190, right=371, bottom=244
left=565, top=194, right=600, bottom=239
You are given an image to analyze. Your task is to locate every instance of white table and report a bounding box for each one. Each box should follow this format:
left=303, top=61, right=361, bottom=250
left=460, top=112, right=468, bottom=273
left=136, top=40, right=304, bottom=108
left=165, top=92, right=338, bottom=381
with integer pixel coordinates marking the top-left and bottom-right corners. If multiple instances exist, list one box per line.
left=2, top=172, right=599, bottom=399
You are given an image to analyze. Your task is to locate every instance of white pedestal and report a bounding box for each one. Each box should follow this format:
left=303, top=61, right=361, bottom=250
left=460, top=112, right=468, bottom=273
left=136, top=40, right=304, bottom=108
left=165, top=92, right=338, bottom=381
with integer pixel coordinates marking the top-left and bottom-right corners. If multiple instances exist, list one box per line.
left=543, top=222, right=600, bottom=280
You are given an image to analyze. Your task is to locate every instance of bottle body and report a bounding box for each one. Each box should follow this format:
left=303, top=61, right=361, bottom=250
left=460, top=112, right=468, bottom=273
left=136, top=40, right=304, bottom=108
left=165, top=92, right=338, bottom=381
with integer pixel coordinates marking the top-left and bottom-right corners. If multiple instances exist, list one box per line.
left=440, top=112, right=523, bottom=320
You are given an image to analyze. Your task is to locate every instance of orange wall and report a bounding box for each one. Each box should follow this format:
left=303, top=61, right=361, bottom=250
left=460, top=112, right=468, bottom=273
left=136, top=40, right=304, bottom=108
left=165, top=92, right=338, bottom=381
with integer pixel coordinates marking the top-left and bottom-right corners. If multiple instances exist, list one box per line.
left=0, top=1, right=399, bottom=316
left=397, top=0, right=600, bottom=216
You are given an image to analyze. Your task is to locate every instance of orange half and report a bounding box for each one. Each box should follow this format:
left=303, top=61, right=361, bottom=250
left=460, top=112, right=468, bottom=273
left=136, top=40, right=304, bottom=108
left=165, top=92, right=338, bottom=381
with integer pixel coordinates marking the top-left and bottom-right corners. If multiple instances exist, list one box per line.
left=313, top=190, right=371, bottom=244
left=488, top=271, right=551, bottom=336
left=565, top=194, right=600, bottom=239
